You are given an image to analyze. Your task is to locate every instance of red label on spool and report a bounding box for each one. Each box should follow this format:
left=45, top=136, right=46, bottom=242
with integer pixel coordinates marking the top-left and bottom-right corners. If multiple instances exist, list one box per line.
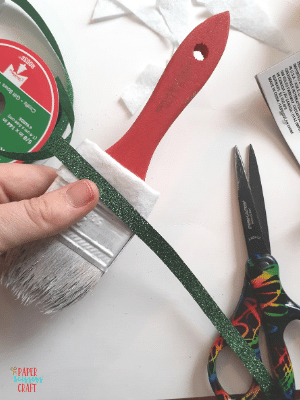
left=0, top=39, right=59, bottom=162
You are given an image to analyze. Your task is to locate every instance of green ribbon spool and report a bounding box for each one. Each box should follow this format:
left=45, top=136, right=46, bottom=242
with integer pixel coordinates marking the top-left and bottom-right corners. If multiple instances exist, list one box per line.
left=0, top=1, right=280, bottom=398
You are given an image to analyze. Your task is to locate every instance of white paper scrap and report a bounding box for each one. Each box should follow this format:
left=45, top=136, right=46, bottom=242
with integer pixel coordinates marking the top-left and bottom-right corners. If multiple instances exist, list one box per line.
left=157, top=0, right=191, bottom=45
left=92, top=0, right=129, bottom=21
left=121, top=64, right=165, bottom=115
left=197, top=0, right=290, bottom=53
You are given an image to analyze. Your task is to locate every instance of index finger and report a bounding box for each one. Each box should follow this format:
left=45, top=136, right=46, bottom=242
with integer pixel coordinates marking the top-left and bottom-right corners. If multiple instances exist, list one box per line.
left=0, top=163, right=58, bottom=203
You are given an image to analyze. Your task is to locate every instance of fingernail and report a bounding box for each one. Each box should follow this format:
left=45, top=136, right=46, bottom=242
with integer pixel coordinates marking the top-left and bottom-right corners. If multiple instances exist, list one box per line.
left=66, top=180, right=95, bottom=208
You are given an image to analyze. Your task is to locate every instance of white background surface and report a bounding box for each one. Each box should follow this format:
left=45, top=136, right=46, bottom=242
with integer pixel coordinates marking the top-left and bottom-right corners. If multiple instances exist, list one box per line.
left=1, top=0, right=300, bottom=399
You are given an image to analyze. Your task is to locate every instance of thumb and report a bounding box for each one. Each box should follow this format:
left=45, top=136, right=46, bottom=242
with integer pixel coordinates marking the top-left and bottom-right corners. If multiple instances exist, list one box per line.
left=0, top=179, right=99, bottom=252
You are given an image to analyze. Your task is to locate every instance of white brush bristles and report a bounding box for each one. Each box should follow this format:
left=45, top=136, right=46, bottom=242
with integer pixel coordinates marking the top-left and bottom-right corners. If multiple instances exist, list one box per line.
left=0, top=140, right=159, bottom=312
left=0, top=237, right=103, bottom=313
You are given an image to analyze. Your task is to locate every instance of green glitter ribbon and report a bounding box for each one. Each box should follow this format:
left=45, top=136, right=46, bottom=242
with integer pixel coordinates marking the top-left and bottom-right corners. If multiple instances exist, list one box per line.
left=48, top=135, right=280, bottom=400
left=0, top=1, right=281, bottom=398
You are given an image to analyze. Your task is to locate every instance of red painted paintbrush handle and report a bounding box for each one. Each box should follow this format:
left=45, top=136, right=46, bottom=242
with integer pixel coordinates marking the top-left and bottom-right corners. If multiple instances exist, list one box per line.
left=106, top=12, right=230, bottom=180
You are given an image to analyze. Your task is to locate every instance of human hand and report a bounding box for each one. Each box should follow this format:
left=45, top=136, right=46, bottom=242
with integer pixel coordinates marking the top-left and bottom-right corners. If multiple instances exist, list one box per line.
left=0, top=163, right=99, bottom=252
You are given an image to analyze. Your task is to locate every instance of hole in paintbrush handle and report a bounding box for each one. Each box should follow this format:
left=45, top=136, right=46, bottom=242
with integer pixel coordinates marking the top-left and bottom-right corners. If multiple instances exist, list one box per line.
left=193, top=43, right=208, bottom=61
left=0, top=93, right=5, bottom=115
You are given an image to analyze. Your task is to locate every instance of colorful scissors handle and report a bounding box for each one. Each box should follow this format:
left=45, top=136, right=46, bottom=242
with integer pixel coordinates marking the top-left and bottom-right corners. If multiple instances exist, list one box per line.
left=246, top=254, right=300, bottom=400
left=208, top=254, right=299, bottom=400
left=207, top=279, right=264, bottom=400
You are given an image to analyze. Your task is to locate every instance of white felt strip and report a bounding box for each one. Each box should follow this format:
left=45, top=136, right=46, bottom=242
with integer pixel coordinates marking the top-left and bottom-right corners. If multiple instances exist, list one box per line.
left=115, top=0, right=174, bottom=43
left=197, top=0, right=290, bottom=53
left=92, top=0, right=289, bottom=53
left=157, top=0, right=191, bottom=46
left=121, top=63, right=165, bottom=115
left=91, top=0, right=290, bottom=114
left=92, top=0, right=174, bottom=43
left=50, top=139, right=160, bottom=219
left=92, top=0, right=129, bottom=21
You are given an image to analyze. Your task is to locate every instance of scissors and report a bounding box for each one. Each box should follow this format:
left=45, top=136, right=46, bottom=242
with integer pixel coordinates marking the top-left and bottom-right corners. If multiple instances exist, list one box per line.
left=207, top=145, right=300, bottom=400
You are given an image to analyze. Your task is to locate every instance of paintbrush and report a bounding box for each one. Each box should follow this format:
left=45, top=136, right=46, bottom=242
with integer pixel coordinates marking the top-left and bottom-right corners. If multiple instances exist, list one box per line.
left=0, top=12, right=230, bottom=312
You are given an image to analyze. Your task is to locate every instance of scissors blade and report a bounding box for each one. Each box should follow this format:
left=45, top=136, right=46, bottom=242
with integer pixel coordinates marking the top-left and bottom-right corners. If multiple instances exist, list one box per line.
left=248, top=144, right=271, bottom=253
left=234, top=146, right=270, bottom=257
